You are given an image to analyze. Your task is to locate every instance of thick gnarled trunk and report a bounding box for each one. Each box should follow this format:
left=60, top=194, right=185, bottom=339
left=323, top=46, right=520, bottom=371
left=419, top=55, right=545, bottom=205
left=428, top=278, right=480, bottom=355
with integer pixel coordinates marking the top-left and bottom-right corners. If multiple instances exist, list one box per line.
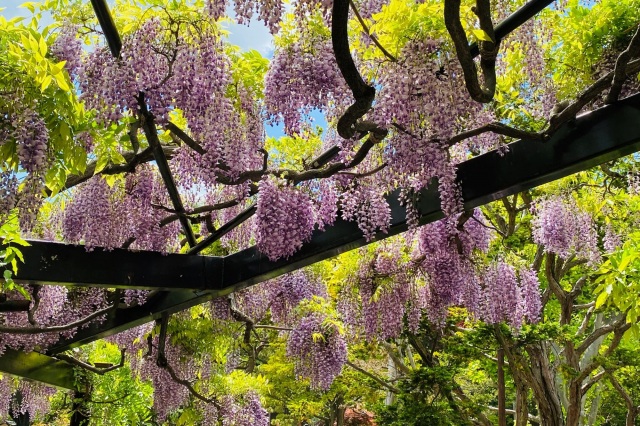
left=527, top=344, right=565, bottom=426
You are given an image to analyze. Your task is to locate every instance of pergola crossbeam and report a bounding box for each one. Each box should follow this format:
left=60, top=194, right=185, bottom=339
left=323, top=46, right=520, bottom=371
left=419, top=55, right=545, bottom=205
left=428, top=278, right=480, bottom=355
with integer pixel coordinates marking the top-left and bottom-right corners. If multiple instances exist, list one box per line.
left=0, top=349, right=77, bottom=390
left=26, top=92, right=640, bottom=353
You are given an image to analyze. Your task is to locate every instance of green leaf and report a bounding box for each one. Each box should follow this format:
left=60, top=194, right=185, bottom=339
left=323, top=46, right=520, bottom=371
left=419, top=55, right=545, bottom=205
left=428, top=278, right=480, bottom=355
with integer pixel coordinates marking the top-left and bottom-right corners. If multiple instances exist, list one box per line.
left=618, top=253, right=635, bottom=272
left=595, top=286, right=611, bottom=309
left=9, top=238, right=30, bottom=247
left=19, top=2, right=36, bottom=13
left=38, top=35, right=47, bottom=56
left=40, top=74, right=52, bottom=92
left=312, top=332, right=325, bottom=343
left=472, top=28, right=494, bottom=42
left=8, top=247, right=25, bottom=263
left=94, top=154, right=110, bottom=174
left=50, top=61, right=66, bottom=75
left=28, top=34, right=39, bottom=52
left=54, top=72, right=70, bottom=91
left=20, top=34, right=31, bottom=50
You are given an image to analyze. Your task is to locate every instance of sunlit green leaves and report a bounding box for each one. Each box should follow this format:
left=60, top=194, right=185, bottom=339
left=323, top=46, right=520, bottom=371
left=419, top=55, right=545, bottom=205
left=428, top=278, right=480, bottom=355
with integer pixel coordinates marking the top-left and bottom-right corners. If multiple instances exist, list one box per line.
left=595, top=232, right=640, bottom=322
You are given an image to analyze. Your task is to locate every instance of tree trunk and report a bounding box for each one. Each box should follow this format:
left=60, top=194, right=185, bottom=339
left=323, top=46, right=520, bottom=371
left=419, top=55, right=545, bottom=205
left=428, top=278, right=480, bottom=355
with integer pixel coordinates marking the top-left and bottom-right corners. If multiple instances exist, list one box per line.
left=514, top=382, right=529, bottom=426
left=10, top=391, right=30, bottom=426
left=70, top=391, right=90, bottom=426
left=328, top=394, right=344, bottom=426
left=527, top=344, right=565, bottom=426
left=565, top=380, right=582, bottom=426
left=385, top=354, right=397, bottom=405
left=336, top=405, right=346, bottom=426
left=626, top=406, right=637, bottom=426
left=497, top=348, right=507, bottom=426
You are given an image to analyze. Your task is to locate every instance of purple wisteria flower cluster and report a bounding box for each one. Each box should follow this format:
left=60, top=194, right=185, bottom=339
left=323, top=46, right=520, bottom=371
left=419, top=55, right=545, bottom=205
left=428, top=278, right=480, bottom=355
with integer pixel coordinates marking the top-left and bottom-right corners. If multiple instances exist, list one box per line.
left=254, top=178, right=316, bottom=261
left=286, top=312, right=347, bottom=390
left=532, top=195, right=600, bottom=265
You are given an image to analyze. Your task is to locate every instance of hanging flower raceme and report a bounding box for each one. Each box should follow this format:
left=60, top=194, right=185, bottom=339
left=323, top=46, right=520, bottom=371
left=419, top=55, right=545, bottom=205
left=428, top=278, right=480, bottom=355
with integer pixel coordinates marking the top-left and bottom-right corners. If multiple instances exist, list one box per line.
left=254, top=177, right=316, bottom=261
left=531, top=195, right=600, bottom=265
left=265, top=39, right=349, bottom=134
left=0, top=171, right=18, bottom=224
left=413, top=210, right=493, bottom=323
left=480, top=262, right=542, bottom=330
left=139, top=336, right=193, bottom=422
left=341, top=183, right=391, bottom=242
left=211, top=392, right=270, bottom=426
left=270, top=270, right=328, bottom=326
left=62, top=176, right=126, bottom=250
left=50, top=21, right=83, bottom=79
left=336, top=240, right=413, bottom=340
left=14, top=109, right=49, bottom=174
left=286, top=312, right=347, bottom=390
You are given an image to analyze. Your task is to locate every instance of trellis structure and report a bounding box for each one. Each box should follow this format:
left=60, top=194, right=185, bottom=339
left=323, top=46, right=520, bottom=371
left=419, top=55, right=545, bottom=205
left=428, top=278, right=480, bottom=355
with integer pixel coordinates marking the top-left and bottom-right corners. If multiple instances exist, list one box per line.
left=1, top=0, right=640, bottom=397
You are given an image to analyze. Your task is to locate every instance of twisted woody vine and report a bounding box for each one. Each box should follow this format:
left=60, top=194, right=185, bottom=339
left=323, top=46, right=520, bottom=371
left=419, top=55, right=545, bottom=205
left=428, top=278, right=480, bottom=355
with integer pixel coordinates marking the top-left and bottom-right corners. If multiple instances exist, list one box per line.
left=1, top=0, right=640, bottom=423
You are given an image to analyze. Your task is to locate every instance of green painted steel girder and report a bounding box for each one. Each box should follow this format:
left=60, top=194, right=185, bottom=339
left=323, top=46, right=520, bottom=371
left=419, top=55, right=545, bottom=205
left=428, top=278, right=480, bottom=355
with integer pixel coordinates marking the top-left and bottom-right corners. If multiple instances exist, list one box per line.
left=2, top=90, right=640, bottom=377
left=0, top=349, right=77, bottom=390
left=33, top=92, right=640, bottom=353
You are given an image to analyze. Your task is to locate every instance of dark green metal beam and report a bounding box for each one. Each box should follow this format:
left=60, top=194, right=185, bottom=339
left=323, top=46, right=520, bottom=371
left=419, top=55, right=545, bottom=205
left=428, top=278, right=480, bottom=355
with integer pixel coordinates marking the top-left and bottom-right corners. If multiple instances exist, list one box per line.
left=219, top=93, right=640, bottom=293
left=9, top=241, right=222, bottom=291
left=0, top=349, right=76, bottom=390
left=42, top=92, right=640, bottom=354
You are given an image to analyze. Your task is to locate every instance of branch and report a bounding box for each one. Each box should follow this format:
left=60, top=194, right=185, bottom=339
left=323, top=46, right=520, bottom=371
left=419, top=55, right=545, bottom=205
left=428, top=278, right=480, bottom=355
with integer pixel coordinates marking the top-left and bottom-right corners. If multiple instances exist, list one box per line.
left=544, top=253, right=567, bottom=303
left=380, top=341, right=412, bottom=375
left=27, top=285, right=41, bottom=325
left=56, top=349, right=126, bottom=375
left=606, top=370, right=635, bottom=409
left=446, top=122, right=543, bottom=146
left=581, top=369, right=605, bottom=396
left=0, top=304, right=114, bottom=334
left=187, top=203, right=257, bottom=254
left=576, top=312, right=629, bottom=356
left=158, top=199, right=243, bottom=227
left=219, top=129, right=386, bottom=186
left=532, top=245, right=544, bottom=273
left=155, top=314, right=221, bottom=408
left=574, top=302, right=595, bottom=310
left=349, top=0, right=397, bottom=62
left=230, top=306, right=254, bottom=342
left=605, top=24, right=640, bottom=104
left=546, top=58, right=640, bottom=133
left=486, top=405, right=540, bottom=423
left=253, top=325, right=293, bottom=332
left=444, top=0, right=498, bottom=103
left=576, top=306, right=595, bottom=336
left=332, top=0, right=376, bottom=138
left=345, top=360, right=400, bottom=393
left=561, top=258, right=587, bottom=280
left=164, top=358, right=219, bottom=407
left=338, top=162, right=387, bottom=178
left=54, top=145, right=178, bottom=194
left=578, top=320, right=631, bottom=382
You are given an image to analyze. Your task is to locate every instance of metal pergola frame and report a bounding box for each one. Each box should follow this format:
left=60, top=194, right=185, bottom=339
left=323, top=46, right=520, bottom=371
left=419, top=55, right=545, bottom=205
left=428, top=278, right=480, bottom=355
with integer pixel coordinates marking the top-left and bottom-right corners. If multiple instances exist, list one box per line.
left=2, top=0, right=640, bottom=393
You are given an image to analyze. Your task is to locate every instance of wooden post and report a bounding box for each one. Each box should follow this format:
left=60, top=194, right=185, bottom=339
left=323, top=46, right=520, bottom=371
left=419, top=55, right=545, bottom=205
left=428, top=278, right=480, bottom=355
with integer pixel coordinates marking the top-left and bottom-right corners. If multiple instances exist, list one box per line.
left=498, top=348, right=506, bottom=426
